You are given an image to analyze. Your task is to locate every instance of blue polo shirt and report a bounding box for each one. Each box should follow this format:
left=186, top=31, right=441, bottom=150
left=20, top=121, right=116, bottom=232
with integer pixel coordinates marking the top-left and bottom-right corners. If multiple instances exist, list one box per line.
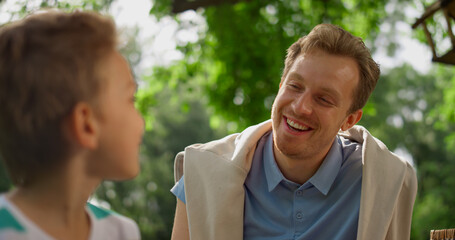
left=171, top=131, right=363, bottom=239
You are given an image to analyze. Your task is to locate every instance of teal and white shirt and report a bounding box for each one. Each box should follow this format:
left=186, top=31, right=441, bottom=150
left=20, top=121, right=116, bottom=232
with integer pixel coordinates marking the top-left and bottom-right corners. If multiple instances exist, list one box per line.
left=0, top=195, right=140, bottom=240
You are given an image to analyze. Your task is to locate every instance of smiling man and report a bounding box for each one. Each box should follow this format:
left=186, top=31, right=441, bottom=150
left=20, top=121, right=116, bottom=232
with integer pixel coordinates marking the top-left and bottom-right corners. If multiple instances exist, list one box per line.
left=170, top=24, right=417, bottom=240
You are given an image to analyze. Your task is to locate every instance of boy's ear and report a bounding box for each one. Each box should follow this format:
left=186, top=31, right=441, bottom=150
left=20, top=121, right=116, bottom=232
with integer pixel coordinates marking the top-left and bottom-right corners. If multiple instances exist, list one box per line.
left=67, top=102, right=100, bottom=149
left=341, top=109, right=363, bottom=131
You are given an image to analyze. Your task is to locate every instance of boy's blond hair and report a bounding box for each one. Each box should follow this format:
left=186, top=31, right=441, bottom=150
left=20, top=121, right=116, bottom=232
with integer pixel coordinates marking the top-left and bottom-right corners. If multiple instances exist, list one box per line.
left=0, top=10, right=117, bottom=186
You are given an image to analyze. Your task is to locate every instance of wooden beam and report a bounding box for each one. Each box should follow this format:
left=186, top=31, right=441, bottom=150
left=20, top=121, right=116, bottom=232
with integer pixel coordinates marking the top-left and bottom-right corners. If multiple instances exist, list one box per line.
left=422, top=22, right=438, bottom=58
left=443, top=7, right=455, bottom=47
left=412, top=1, right=441, bottom=29
left=444, top=0, right=455, bottom=18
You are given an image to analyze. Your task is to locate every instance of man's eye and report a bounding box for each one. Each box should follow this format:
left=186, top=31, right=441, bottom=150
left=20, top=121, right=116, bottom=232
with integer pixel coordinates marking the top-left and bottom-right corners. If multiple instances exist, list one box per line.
left=319, top=97, right=333, bottom=105
left=288, top=84, right=300, bottom=90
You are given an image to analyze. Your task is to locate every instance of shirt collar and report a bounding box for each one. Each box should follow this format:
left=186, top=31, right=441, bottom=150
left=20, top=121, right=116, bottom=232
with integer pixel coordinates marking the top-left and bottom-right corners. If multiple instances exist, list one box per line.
left=263, top=133, right=285, bottom=192
left=263, top=133, right=342, bottom=195
left=308, top=136, right=342, bottom=195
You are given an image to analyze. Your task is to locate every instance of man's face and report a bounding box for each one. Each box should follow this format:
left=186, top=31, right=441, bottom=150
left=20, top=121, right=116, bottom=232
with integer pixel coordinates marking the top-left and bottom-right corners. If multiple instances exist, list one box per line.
left=271, top=49, right=362, bottom=162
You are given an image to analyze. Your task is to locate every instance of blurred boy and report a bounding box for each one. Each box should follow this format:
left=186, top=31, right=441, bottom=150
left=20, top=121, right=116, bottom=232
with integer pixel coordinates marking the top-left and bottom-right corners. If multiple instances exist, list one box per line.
left=0, top=10, right=144, bottom=240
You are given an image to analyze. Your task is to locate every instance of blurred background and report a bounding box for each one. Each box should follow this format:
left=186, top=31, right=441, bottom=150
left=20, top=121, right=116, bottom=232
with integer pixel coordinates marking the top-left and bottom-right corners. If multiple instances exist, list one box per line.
left=0, top=0, right=454, bottom=239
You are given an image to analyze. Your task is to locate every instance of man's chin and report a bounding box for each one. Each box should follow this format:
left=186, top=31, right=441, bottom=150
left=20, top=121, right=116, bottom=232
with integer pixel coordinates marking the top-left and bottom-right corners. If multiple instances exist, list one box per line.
left=274, top=140, right=307, bottom=159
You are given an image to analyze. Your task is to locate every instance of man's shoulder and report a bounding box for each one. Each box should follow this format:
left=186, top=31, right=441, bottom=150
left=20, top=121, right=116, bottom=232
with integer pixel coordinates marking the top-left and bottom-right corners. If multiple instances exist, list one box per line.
left=339, top=125, right=416, bottom=177
left=183, top=133, right=239, bottom=154
left=183, top=120, right=272, bottom=157
left=339, top=125, right=393, bottom=156
left=338, top=125, right=371, bottom=144
left=173, top=120, right=273, bottom=182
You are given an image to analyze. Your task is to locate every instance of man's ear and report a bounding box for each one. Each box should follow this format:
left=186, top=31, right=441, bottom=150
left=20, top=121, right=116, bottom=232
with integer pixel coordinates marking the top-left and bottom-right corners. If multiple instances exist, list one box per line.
left=341, top=109, right=363, bottom=131
left=67, top=102, right=100, bottom=149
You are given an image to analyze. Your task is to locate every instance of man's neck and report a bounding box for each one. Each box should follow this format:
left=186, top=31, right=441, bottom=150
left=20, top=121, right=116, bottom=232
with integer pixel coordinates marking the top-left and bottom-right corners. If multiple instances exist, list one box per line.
left=7, top=156, right=100, bottom=240
left=272, top=143, right=332, bottom=185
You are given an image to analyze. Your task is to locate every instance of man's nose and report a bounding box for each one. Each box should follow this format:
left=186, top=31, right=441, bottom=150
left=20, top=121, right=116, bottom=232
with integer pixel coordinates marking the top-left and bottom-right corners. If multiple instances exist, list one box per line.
left=292, top=92, right=313, bottom=115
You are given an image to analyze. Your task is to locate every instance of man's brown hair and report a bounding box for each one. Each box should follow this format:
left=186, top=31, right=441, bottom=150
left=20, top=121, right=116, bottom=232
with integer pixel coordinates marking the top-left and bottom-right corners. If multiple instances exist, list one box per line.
left=0, top=10, right=117, bottom=186
left=281, top=23, right=380, bottom=113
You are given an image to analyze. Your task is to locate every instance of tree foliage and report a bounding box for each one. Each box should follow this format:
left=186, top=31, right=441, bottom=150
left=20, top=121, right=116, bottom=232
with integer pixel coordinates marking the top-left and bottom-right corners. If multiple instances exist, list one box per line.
left=150, top=0, right=395, bottom=131
left=359, top=64, right=455, bottom=239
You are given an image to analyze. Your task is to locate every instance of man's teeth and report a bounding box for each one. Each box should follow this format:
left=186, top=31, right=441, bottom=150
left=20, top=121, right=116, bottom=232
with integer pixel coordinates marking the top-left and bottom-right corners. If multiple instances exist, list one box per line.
left=287, top=119, right=309, bottom=131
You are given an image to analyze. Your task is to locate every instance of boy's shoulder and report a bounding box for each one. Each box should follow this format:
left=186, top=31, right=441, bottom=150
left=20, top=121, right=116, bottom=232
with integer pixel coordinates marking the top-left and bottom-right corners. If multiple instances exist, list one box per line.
left=0, top=196, right=140, bottom=240
left=86, top=202, right=141, bottom=240
left=0, top=195, right=43, bottom=240
left=0, top=196, right=24, bottom=231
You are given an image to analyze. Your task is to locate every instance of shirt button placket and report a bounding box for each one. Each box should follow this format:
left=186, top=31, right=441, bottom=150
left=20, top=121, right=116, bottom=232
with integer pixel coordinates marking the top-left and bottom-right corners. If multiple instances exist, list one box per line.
left=292, top=187, right=306, bottom=239
left=294, top=189, right=305, bottom=237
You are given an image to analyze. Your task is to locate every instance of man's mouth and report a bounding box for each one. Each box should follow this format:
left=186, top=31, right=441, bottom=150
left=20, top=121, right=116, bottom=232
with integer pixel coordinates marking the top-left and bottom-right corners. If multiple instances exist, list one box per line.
left=286, top=118, right=311, bottom=131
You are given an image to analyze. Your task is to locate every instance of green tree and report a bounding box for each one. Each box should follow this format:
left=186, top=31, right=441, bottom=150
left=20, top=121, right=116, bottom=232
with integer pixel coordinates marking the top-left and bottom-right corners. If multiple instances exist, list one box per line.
left=358, top=64, right=455, bottom=239
left=150, top=0, right=398, bottom=131
left=409, top=1, right=455, bottom=236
